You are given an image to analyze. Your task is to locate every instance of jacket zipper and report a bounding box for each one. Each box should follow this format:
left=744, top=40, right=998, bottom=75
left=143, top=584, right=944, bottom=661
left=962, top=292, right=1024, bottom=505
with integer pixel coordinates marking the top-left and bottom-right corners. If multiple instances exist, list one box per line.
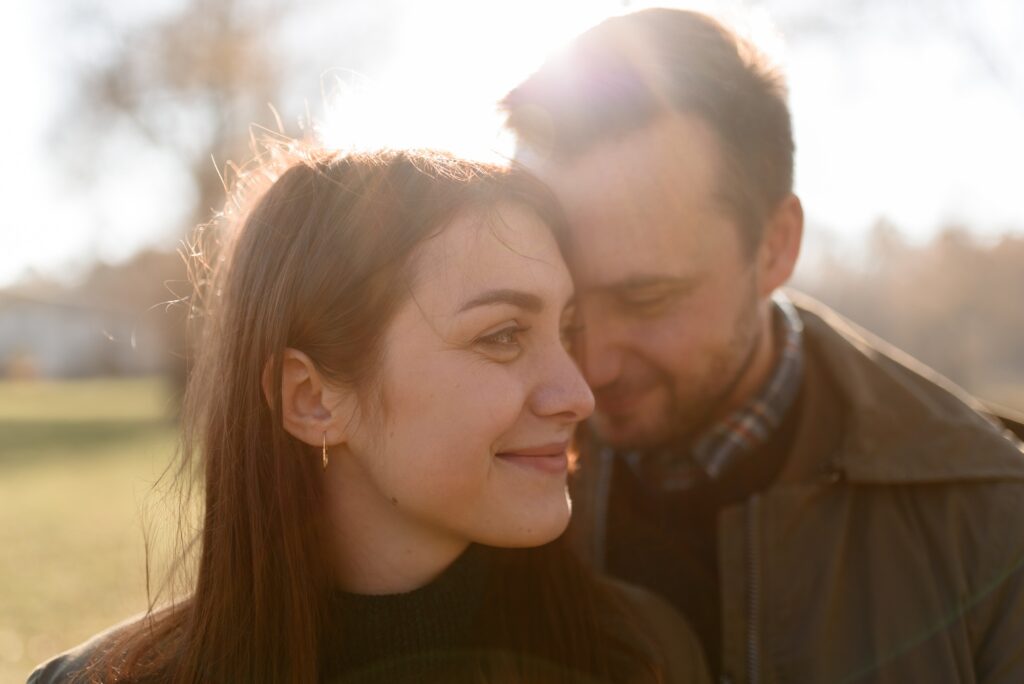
left=747, top=494, right=762, bottom=684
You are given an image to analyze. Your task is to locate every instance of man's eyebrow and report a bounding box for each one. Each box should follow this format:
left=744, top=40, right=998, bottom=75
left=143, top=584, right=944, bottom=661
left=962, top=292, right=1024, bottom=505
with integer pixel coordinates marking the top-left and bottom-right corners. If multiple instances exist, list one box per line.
left=594, top=274, right=699, bottom=295
left=457, top=289, right=544, bottom=314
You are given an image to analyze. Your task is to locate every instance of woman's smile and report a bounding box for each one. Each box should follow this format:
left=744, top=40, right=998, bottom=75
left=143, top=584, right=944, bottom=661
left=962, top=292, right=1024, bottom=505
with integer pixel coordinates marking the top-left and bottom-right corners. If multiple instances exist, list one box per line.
left=495, top=441, right=571, bottom=474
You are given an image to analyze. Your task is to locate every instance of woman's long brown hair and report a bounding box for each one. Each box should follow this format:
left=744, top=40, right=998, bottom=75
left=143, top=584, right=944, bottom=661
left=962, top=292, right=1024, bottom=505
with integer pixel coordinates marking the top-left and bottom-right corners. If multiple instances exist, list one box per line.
left=79, top=145, right=654, bottom=683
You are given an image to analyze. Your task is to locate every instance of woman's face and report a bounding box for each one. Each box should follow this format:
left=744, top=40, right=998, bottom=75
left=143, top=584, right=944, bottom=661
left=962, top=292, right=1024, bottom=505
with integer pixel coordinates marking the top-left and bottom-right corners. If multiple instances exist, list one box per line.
left=333, top=203, right=593, bottom=558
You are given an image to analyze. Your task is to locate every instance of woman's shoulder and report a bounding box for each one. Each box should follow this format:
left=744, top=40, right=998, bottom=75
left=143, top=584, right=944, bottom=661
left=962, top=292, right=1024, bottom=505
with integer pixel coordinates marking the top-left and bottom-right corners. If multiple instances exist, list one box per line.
left=27, top=615, right=142, bottom=684
left=599, top=578, right=712, bottom=684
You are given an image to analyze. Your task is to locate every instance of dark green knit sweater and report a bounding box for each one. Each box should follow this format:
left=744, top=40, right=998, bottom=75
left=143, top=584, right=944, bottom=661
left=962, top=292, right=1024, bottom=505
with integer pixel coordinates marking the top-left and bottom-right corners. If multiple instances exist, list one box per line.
left=29, top=545, right=673, bottom=683
left=320, top=544, right=492, bottom=683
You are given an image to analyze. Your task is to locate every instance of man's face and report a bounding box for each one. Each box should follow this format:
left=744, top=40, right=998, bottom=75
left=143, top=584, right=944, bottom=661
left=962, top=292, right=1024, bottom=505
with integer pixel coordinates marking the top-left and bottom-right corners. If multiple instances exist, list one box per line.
left=540, top=114, right=766, bottom=450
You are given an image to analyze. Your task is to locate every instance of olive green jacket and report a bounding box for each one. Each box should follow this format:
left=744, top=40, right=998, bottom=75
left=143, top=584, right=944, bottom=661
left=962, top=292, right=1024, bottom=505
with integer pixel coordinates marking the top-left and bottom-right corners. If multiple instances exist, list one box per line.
left=567, top=295, right=1024, bottom=684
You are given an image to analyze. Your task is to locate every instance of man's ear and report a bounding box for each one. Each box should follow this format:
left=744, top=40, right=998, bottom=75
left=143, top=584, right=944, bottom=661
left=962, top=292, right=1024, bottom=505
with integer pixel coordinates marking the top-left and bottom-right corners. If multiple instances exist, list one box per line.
left=263, top=348, right=357, bottom=448
left=756, top=193, right=804, bottom=296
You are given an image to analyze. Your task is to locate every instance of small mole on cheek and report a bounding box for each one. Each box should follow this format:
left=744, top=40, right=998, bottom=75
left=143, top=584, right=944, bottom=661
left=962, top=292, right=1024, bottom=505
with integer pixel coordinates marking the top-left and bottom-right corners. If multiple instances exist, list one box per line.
left=391, top=497, right=399, bottom=506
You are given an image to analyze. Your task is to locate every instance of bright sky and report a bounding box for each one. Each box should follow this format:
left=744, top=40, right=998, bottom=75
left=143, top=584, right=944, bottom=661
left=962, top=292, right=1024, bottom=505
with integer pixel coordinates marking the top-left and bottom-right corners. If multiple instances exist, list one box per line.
left=3, top=0, right=1023, bottom=287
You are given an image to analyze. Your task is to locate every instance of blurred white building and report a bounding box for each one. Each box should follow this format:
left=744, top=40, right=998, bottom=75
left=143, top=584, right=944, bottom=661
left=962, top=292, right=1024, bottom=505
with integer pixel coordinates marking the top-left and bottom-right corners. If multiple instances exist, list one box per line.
left=0, top=293, right=167, bottom=378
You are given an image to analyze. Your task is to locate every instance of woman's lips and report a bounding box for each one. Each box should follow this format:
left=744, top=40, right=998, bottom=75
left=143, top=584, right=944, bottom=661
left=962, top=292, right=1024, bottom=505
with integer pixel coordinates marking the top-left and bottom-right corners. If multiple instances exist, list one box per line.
left=495, top=443, right=569, bottom=474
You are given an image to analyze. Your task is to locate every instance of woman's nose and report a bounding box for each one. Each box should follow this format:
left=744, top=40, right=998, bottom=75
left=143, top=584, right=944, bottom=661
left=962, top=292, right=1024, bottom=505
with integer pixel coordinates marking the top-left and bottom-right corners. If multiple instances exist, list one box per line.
left=531, top=343, right=596, bottom=423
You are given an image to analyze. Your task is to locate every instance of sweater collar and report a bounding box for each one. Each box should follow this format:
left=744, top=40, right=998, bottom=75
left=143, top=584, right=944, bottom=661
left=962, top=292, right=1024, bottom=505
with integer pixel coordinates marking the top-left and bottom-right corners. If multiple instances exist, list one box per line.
left=322, top=544, right=490, bottom=679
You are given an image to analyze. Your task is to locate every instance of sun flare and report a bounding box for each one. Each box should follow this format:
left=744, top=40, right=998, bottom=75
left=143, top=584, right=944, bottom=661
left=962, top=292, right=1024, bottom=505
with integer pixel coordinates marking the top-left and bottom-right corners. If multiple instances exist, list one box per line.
left=317, top=0, right=617, bottom=161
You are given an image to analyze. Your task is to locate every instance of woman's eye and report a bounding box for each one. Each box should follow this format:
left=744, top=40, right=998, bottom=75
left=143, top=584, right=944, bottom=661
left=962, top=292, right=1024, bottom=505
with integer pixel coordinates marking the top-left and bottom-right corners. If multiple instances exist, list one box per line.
left=482, top=327, right=521, bottom=345
left=475, top=325, right=529, bottom=359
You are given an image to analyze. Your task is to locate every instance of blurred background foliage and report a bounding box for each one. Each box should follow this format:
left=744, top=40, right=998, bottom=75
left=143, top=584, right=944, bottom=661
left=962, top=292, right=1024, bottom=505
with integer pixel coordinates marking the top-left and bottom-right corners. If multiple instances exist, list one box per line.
left=2, top=0, right=1022, bottom=680
left=791, top=222, right=1024, bottom=412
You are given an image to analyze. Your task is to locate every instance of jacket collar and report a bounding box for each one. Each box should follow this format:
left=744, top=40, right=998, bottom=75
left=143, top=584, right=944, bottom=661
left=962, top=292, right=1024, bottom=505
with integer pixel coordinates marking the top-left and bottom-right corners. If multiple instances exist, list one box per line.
left=784, top=292, right=1024, bottom=484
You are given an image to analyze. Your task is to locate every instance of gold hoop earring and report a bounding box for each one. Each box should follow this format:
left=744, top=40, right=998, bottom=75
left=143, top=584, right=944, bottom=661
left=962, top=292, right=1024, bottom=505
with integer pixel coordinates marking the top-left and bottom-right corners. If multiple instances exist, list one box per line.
left=322, top=431, right=329, bottom=470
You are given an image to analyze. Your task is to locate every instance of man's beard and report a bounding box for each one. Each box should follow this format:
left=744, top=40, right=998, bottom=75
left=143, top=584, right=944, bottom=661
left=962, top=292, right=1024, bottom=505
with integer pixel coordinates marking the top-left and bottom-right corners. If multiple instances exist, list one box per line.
left=663, top=319, right=762, bottom=449
left=602, top=292, right=763, bottom=452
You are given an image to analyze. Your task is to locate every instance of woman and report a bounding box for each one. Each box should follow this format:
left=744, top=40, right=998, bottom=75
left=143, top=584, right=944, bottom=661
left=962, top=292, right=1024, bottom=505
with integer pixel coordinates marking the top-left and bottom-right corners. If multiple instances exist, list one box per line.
left=29, top=146, right=709, bottom=683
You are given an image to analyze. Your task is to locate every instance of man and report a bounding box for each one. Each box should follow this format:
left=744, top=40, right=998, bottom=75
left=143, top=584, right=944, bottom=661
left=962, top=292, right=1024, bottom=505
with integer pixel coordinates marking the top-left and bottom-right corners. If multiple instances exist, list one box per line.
left=502, top=9, right=1024, bottom=683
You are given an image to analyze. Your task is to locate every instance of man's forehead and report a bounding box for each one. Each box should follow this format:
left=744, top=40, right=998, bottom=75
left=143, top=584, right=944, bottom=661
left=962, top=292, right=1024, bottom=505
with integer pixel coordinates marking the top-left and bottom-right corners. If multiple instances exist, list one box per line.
left=519, top=118, right=741, bottom=292
left=514, top=114, right=742, bottom=286
left=538, top=121, right=723, bottom=237
left=529, top=114, right=721, bottom=191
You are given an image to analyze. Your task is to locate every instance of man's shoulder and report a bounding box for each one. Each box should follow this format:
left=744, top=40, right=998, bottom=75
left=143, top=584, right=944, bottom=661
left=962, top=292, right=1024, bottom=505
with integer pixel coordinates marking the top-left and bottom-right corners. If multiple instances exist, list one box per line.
left=992, top=406, right=1024, bottom=441
left=791, top=292, right=1024, bottom=484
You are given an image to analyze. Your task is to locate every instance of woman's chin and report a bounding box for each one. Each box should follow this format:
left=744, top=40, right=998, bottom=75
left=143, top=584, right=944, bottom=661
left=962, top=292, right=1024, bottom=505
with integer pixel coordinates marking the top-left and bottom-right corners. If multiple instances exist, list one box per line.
left=478, top=493, right=572, bottom=548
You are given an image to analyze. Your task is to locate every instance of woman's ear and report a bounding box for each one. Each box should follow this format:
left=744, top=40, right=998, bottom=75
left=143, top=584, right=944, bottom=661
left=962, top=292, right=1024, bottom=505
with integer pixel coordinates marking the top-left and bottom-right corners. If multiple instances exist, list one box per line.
left=263, top=348, right=357, bottom=448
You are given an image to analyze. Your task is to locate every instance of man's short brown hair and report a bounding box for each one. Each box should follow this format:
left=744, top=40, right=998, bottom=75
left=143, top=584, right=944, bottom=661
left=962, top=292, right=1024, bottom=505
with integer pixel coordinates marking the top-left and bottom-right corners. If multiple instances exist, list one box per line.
left=501, top=8, right=793, bottom=250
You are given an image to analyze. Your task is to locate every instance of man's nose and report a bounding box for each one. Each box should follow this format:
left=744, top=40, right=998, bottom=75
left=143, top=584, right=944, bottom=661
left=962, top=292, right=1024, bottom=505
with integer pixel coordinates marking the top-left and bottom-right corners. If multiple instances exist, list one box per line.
left=575, top=316, right=626, bottom=391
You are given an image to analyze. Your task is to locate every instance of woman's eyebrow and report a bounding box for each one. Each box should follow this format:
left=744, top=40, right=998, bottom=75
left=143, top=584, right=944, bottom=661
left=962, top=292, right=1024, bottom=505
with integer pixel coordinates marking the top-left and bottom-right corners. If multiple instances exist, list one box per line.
left=457, top=289, right=544, bottom=314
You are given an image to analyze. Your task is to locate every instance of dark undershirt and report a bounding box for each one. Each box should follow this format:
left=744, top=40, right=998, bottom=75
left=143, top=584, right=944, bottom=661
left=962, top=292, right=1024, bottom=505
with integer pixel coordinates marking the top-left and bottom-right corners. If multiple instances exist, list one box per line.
left=604, top=386, right=802, bottom=676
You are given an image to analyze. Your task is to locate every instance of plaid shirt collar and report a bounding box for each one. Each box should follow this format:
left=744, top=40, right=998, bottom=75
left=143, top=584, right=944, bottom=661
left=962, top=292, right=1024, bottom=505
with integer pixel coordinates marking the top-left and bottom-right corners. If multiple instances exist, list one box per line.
left=624, top=292, right=805, bottom=490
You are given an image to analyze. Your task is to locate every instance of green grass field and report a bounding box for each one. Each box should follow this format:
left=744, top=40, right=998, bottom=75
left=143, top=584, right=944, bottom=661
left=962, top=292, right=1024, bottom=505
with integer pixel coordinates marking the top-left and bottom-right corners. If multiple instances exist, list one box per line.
left=0, top=377, right=180, bottom=683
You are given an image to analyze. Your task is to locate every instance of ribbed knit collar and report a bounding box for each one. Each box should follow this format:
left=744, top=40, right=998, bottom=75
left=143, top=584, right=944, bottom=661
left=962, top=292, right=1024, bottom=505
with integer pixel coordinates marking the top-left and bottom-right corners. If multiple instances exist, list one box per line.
left=321, top=544, right=490, bottom=682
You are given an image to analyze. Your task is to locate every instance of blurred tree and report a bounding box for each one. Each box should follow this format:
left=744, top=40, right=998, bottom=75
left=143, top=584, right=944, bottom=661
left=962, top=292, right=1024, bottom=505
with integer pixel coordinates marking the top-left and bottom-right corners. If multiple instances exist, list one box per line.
left=52, top=0, right=401, bottom=225
left=774, top=0, right=1024, bottom=108
left=45, top=0, right=399, bottom=390
left=54, top=0, right=288, bottom=238
left=48, top=0, right=293, bottom=390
